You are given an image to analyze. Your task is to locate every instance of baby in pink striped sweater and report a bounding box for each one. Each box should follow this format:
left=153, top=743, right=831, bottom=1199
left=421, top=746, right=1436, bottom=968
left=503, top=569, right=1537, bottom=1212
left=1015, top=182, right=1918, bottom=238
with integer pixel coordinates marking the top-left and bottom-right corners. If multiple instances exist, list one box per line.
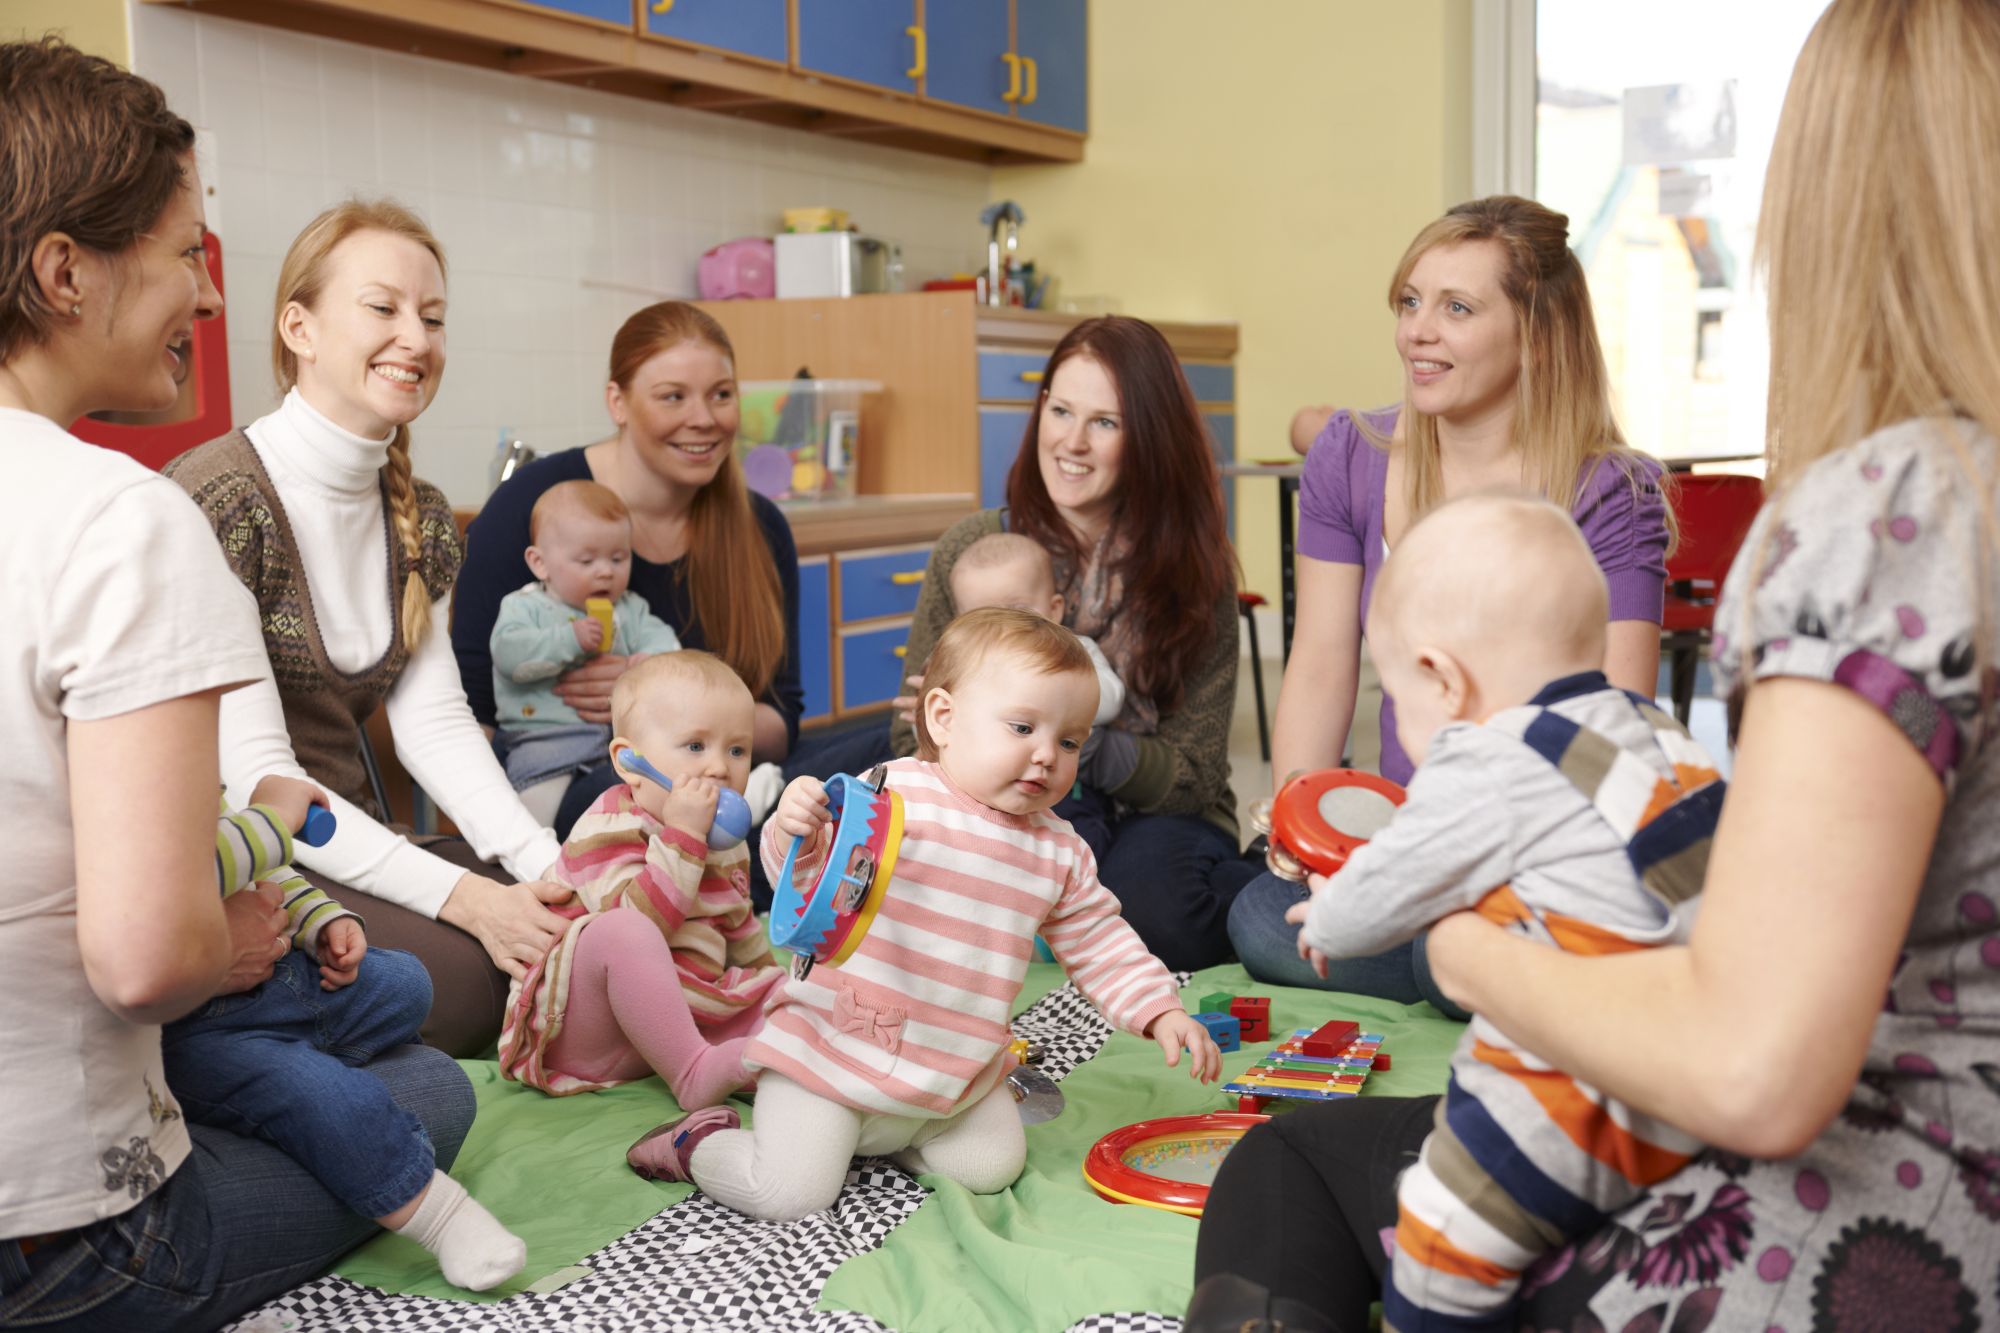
left=624, top=608, right=1221, bottom=1220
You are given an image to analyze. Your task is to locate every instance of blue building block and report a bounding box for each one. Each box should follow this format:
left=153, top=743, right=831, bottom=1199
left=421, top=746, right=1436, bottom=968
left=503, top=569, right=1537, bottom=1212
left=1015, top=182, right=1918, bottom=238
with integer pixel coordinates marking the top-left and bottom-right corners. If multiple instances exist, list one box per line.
left=1193, top=1011, right=1241, bottom=1053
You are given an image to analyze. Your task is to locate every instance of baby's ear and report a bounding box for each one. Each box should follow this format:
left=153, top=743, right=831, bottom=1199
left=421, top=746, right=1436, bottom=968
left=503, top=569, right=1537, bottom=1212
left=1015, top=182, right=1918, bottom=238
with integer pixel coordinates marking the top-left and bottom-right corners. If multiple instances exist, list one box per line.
left=606, top=736, right=637, bottom=774
left=523, top=545, right=550, bottom=582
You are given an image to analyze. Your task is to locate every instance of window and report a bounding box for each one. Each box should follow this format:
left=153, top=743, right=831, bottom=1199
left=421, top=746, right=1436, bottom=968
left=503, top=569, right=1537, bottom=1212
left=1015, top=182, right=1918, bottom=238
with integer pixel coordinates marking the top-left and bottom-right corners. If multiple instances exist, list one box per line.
left=1533, top=1, right=1828, bottom=464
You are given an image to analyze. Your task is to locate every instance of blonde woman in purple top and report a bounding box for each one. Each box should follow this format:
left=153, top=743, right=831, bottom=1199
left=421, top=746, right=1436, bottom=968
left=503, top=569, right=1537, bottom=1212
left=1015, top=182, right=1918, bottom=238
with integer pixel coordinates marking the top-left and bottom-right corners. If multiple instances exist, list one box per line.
left=1229, top=196, right=1671, bottom=1005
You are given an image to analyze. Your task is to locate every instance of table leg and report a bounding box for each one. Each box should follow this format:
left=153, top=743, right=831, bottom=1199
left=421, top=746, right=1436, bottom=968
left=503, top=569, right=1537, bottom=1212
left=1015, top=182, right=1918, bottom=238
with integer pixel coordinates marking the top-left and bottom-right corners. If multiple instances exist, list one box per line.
left=1279, top=475, right=1298, bottom=663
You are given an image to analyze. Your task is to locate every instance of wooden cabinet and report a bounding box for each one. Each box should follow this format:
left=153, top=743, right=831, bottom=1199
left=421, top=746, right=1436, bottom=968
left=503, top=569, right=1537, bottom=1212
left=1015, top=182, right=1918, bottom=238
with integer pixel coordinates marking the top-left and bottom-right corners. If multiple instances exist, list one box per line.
left=151, top=0, right=1086, bottom=164
left=643, top=0, right=789, bottom=64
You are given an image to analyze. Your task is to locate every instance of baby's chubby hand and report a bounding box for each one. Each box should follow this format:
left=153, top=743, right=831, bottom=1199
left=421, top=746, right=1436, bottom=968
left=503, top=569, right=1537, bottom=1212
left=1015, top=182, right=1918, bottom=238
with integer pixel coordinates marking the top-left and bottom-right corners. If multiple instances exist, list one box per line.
left=316, top=917, right=367, bottom=990
left=1284, top=871, right=1335, bottom=979
left=772, top=776, right=833, bottom=841
left=1145, top=1009, right=1222, bottom=1083
left=656, top=775, right=723, bottom=841
left=249, top=773, right=329, bottom=837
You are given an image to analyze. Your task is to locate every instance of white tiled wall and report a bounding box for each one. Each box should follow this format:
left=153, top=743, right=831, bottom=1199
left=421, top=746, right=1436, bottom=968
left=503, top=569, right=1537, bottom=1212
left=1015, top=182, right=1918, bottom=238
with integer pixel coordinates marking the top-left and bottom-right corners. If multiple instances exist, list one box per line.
left=129, top=5, right=993, bottom=504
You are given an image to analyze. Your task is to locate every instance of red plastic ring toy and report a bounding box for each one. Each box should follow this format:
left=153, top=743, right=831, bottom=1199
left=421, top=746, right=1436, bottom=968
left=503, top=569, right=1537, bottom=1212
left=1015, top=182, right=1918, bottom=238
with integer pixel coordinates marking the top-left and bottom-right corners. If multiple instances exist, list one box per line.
left=1257, top=768, right=1406, bottom=880
left=1081, top=1112, right=1271, bottom=1217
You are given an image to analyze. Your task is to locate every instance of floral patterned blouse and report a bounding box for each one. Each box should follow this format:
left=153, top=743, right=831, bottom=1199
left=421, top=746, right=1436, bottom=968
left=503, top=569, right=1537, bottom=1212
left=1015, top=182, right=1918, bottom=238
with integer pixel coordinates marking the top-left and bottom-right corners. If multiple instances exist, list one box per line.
left=1526, top=417, right=2000, bottom=1332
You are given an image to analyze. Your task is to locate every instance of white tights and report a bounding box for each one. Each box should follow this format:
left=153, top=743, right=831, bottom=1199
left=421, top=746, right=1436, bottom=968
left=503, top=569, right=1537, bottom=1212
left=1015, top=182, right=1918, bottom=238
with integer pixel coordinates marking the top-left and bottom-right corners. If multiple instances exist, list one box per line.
left=689, top=1072, right=1026, bottom=1222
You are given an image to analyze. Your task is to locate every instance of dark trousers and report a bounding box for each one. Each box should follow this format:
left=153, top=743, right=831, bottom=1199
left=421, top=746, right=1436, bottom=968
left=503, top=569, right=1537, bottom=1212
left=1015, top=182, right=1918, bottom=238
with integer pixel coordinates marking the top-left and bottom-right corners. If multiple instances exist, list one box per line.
left=1193, top=1095, right=1439, bottom=1332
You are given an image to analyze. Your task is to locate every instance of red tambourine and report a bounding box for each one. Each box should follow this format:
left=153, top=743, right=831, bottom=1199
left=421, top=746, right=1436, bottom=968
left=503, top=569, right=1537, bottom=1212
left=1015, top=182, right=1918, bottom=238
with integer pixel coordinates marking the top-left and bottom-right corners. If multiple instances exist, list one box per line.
left=1248, top=768, right=1407, bottom=882
left=1082, top=1112, right=1270, bottom=1217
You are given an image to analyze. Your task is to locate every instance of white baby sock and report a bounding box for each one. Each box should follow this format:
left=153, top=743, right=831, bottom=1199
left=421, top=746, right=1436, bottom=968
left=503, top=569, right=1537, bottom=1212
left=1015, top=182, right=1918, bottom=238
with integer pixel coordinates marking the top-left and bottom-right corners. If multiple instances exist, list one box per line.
left=393, top=1169, right=527, bottom=1292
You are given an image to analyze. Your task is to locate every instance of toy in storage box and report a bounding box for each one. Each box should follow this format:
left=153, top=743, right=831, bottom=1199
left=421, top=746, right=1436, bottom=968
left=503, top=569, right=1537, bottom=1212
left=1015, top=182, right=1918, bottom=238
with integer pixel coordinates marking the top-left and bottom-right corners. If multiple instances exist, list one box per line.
left=735, top=378, right=882, bottom=503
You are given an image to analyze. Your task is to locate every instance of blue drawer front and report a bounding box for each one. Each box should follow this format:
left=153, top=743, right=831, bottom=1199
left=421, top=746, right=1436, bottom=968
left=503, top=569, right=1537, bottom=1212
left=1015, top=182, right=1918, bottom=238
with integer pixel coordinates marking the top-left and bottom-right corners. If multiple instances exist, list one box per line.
left=798, top=557, right=832, bottom=721
left=924, top=6, right=1013, bottom=116
left=840, top=623, right=913, bottom=711
left=1181, top=361, right=1235, bottom=404
left=514, top=0, right=632, bottom=24
left=978, top=350, right=1049, bottom=401
left=796, top=0, right=919, bottom=93
left=980, top=407, right=1030, bottom=508
left=838, top=547, right=931, bottom=623
left=1013, top=0, right=1088, bottom=132
left=645, top=0, right=788, bottom=61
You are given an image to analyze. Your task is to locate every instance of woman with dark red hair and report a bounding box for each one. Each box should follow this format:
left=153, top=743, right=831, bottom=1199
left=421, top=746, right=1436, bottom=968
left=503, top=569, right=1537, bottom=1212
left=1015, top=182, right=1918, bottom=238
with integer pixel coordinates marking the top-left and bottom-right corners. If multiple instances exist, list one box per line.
left=889, top=316, right=1250, bottom=970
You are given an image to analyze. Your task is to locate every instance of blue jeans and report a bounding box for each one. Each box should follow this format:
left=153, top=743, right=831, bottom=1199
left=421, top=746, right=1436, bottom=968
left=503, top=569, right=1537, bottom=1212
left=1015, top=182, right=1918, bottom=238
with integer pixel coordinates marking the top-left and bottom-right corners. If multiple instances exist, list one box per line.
left=160, top=947, right=438, bottom=1218
left=0, top=1043, right=472, bottom=1333
left=1226, top=871, right=1471, bottom=1020
left=1100, top=813, right=1260, bottom=973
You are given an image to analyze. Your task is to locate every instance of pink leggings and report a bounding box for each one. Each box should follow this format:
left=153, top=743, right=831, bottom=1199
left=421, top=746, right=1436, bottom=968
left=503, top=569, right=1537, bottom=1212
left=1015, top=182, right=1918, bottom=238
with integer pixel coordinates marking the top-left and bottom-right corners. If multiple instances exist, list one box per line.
left=543, top=909, right=764, bottom=1108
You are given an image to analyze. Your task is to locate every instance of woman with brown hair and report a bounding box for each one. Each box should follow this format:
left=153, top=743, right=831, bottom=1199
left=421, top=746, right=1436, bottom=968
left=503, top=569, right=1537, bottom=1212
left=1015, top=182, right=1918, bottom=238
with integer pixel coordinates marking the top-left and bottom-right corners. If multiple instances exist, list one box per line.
left=1226, top=194, right=1672, bottom=1007
left=451, top=301, right=802, bottom=838
left=888, top=315, right=1248, bottom=971
left=167, top=200, right=573, bottom=1058
left=0, top=38, right=474, bottom=1330
left=1194, top=2, right=2000, bottom=1328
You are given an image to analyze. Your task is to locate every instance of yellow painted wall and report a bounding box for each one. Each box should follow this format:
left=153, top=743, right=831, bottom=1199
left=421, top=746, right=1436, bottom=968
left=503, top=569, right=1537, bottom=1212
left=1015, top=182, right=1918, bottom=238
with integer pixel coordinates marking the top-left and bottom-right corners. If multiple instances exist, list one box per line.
left=1, top=0, right=129, bottom=64
left=995, top=0, right=1474, bottom=602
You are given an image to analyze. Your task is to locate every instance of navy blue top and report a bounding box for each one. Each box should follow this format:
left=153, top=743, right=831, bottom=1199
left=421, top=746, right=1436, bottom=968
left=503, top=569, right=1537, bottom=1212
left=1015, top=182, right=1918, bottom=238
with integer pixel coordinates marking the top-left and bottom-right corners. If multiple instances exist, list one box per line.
left=452, top=447, right=804, bottom=748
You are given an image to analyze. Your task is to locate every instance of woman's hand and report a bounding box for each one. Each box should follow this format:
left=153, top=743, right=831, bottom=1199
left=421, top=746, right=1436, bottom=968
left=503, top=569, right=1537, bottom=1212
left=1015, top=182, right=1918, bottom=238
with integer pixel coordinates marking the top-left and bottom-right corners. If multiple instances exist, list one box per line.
left=890, top=671, right=926, bottom=730
left=439, top=872, right=577, bottom=981
left=551, top=653, right=630, bottom=725
left=215, top=882, right=290, bottom=996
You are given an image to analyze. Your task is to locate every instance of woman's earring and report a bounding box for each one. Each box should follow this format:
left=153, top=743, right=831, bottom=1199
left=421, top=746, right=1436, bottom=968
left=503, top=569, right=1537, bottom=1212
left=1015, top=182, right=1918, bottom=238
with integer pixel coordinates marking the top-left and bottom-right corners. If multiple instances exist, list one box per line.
left=69, top=303, right=81, bottom=317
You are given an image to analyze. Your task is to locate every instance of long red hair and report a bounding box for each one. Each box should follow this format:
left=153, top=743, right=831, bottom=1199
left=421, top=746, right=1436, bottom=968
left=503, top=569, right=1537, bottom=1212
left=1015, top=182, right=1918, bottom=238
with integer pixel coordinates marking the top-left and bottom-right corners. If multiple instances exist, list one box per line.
left=608, top=303, right=786, bottom=697
left=1006, top=316, right=1235, bottom=711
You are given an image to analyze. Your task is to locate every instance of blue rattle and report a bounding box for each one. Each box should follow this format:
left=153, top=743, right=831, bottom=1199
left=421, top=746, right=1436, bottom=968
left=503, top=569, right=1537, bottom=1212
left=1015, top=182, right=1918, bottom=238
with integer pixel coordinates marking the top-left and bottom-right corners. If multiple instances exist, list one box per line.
left=769, top=768, right=904, bottom=977
left=299, top=803, right=336, bottom=846
left=612, top=746, right=752, bottom=850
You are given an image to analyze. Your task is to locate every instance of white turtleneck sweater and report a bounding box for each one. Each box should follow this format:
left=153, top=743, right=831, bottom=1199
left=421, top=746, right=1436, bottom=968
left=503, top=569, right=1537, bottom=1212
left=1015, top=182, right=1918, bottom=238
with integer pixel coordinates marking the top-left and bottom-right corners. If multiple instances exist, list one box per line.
left=220, top=389, right=561, bottom=915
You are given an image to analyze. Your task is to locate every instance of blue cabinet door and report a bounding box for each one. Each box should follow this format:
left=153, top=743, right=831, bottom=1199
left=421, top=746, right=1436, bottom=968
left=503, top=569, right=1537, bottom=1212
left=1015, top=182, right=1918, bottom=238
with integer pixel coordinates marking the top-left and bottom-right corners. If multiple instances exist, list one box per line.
left=924, top=5, right=1013, bottom=117
left=1013, top=0, right=1087, bottom=132
left=511, top=0, right=633, bottom=24
left=644, top=0, right=787, bottom=62
left=796, top=0, right=920, bottom=94
left=1206, top=411, right=1236, bottom=541
left=798, top=557, right=832, bottom=722
left=839, top=622, right=914, bottom=712
left=980, top=407, right=1031, bottom=508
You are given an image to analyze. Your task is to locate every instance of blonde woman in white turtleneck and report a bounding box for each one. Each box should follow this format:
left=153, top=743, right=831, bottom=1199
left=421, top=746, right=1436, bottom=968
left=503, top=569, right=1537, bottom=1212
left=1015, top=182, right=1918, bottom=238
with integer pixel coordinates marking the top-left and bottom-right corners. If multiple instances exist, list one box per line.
left=167, top=201, right=572, bottom=1056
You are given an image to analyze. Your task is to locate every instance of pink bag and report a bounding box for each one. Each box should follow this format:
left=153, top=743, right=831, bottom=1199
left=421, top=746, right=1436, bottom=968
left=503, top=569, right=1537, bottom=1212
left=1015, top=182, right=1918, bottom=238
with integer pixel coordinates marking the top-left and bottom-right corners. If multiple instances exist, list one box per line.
left=698, top=237, right=776, bottom=301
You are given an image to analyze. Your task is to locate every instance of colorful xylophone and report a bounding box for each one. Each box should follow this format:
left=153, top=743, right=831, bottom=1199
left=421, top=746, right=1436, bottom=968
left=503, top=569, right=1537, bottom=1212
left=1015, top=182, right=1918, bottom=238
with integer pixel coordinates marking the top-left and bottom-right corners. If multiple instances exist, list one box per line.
left=1223, top=1027, right=1385, bottom=1112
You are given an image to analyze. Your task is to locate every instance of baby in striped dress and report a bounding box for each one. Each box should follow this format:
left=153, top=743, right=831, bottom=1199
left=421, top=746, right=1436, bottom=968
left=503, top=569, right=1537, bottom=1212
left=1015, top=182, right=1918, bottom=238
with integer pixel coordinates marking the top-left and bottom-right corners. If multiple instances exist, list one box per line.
left=1287, top=495, right=1723, bottom=1332
left=624, top=608, right=1222, bottom=1220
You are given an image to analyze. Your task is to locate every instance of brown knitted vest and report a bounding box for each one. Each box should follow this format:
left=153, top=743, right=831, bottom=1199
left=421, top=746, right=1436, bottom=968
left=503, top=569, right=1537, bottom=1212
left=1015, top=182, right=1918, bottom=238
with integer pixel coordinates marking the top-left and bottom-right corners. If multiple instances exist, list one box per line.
left=164, top=430, right=462, bottom=818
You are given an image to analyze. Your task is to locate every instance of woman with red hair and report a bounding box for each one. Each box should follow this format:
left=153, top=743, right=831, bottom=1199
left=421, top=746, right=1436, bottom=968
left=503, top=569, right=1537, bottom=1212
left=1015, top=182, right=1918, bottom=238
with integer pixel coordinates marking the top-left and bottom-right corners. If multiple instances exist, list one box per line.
left=890, top=316, right=1249, bottom=970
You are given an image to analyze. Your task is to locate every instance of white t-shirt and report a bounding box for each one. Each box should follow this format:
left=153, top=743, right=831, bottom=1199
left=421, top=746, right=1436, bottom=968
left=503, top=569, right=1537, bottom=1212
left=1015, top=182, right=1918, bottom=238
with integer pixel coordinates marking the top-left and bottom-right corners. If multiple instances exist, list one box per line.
left=0, top=408, right=269, bottom=1237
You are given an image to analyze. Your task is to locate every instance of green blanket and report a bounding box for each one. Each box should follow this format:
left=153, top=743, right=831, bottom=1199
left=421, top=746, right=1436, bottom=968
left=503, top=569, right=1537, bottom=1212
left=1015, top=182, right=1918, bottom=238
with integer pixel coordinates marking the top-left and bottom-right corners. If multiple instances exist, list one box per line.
left=333, top=963, right=1463, bottom=1330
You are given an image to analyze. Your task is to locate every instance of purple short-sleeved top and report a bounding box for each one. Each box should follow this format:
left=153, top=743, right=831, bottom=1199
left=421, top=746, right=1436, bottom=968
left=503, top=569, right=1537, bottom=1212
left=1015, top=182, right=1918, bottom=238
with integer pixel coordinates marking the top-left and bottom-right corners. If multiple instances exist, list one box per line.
left=1299, top=407, right=1669, bottom=784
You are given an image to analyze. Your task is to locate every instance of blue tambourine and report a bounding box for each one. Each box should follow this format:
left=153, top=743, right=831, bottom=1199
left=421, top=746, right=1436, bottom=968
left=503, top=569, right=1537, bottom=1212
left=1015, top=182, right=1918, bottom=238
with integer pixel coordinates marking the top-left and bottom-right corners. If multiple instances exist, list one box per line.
left=769, top=769, right=904, bottom=970
left=612, top=746, right=752, bottom=850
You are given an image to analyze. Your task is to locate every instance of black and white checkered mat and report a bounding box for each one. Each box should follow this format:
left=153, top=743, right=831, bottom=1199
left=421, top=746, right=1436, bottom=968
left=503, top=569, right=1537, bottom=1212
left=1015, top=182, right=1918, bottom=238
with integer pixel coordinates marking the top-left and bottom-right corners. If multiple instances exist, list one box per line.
left=226, top=975, right=1190, bottom=1333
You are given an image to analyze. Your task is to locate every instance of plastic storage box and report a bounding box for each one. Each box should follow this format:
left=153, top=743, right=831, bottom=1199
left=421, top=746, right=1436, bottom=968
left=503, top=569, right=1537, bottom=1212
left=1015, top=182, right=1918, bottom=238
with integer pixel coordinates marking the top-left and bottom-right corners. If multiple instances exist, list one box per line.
left=734, top=379, right=883, bottom=504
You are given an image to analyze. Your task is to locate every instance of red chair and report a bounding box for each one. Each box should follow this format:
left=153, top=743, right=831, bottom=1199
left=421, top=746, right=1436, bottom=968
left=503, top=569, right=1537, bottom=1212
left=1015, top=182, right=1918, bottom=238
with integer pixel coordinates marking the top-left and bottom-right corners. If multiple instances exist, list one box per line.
left=1661, top=474, right=1765, bottom=723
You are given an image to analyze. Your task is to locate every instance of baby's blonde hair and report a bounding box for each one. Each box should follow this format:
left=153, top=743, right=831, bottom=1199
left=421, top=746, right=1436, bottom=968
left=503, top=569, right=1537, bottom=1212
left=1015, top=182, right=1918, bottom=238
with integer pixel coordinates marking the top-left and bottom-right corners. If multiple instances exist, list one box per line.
left=530, top=478, right=630, bottom=546
left=914, top=607, right=1094, bottom=761
left=1371, top=492, right=1607, bottom=678
left=950, top=532, right=1057, bottom=606
left=611, top=649, right=751, bottom=739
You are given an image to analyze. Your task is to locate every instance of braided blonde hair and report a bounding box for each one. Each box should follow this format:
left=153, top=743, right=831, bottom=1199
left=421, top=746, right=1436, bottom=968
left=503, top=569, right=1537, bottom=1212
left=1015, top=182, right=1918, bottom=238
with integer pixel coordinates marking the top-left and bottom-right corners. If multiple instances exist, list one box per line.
left=272, top=200, right=447, bottom=651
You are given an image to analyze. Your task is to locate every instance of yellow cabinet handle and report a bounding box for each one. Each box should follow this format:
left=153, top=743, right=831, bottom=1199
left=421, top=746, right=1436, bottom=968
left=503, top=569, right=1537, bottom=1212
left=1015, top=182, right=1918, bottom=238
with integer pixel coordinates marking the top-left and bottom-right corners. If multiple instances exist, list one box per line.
left=1001, top=51, right=1022, bottom=102
left=1019, top=370, right=1044, bottom=383
left=889, top=570, right=925, bottom=585
left=651, top=0, right=672, bottom=12
left=1023, top=55, right=1039, bottom=105
left=893, top=645, right=909, bottom=658
left=906, top=25, right=926, bottom=80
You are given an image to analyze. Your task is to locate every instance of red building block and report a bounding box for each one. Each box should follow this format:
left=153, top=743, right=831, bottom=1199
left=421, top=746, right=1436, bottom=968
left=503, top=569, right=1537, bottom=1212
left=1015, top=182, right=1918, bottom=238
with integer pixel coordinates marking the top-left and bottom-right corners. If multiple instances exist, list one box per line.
left=1300, top=1019, right=1359, bottom=1058
left=1229, top=996, right=1271, bottom=1042
left=1372, top=1052, right=1392, bottom=1071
